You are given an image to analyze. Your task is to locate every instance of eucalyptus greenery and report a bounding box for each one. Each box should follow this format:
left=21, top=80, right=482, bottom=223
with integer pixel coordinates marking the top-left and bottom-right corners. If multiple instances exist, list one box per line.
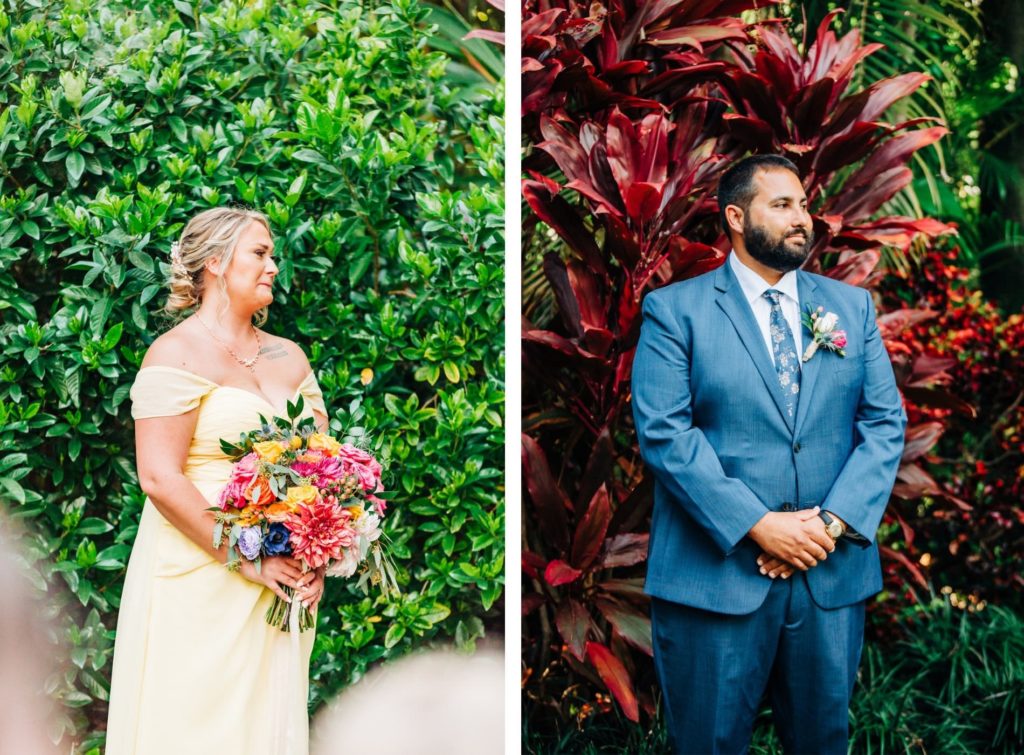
left=0, top=0, right=503, bottom=749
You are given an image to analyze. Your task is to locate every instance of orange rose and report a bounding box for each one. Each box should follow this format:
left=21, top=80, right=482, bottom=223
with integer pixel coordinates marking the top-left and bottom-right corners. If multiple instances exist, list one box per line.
left=236, top=505, right=262, bottom=526
left=264, top=502, right=295, bottom=522
left=245, top=477, right=275, bottom=508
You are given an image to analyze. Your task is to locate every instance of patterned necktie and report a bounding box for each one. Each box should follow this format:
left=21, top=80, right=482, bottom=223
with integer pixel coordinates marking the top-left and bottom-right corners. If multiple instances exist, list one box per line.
left=763, top=289, right=800, bottom=418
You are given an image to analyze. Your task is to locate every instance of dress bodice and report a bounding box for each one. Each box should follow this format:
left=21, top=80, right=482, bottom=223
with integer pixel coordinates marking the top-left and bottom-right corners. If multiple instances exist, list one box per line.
left=130, top=366, right=327, bottom=485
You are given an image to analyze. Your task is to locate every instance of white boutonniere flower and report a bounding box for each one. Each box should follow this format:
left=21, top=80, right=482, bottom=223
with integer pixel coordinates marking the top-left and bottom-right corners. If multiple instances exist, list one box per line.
left=801, top=305, right=847, bottom=362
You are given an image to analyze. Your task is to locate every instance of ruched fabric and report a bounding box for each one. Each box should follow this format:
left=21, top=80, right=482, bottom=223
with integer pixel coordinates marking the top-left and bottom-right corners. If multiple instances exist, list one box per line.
left=107, top=366, right=327, bottom=755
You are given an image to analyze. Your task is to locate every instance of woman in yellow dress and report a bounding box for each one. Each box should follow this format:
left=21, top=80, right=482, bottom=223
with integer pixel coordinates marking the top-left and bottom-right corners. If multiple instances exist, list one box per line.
left=106, top=207, right=329, bottom=754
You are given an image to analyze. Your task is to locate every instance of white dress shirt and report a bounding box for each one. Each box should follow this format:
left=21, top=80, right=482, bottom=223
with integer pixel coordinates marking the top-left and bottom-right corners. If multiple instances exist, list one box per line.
left=729, top=252, right=804, bottom=367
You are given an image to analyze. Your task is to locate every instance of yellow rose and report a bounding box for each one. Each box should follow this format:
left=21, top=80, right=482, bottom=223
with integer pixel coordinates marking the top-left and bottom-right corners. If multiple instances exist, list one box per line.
left=285, top=485, right=318, bottom=508
left=346, top=505, right=364, bottom=520
left=307, top=432, right=342, bottom=456
left=289, top=435, right=303, bottom=450
left=253, top=440, right=286, bottom=464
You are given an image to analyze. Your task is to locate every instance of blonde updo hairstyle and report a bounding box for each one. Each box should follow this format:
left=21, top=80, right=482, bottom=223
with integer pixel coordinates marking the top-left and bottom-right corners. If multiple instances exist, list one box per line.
left=165, top=207, right=273, bottom=325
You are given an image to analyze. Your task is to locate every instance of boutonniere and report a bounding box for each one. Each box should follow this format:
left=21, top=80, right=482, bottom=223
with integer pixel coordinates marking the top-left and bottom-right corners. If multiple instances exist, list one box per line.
left=801, top=305, right=847, bottom=362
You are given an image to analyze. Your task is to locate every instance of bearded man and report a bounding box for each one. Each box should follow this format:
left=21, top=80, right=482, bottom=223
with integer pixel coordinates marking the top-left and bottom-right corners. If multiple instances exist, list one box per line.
left=631, top=154, right=906, bottom=754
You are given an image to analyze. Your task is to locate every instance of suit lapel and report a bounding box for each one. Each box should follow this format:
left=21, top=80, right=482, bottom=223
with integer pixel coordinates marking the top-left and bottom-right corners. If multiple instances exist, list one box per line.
left=714, top=262, right=795, bottom=434
left=793, top=271, right=821, bottom=438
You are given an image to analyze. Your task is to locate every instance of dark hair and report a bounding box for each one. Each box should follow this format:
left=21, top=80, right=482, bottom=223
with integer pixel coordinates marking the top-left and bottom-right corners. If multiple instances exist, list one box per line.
left=717, top=154, right=800, bottom=236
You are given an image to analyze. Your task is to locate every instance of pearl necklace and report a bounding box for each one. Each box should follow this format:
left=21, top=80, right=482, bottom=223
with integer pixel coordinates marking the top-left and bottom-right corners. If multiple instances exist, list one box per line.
left=195, top=315, right=262, bottom=373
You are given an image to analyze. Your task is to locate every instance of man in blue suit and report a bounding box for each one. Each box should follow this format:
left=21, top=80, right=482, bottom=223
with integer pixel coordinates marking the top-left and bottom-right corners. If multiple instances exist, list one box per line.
left=632, top=155, right=906, bottom=754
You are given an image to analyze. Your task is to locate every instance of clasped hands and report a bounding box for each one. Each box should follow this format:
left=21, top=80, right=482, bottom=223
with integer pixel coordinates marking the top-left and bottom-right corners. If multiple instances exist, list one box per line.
left=240, top=556, right=327, bottom=610
left=748, top=507, right=835, bottom=580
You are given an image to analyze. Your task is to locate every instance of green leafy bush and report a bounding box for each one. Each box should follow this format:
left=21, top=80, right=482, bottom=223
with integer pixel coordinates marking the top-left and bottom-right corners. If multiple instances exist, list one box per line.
left=0, top=0, right=504, bottom=748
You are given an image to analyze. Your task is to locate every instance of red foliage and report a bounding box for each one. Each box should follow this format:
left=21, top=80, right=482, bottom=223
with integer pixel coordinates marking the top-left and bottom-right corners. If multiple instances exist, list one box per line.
left=875, top=248, right=1024, bottom=619
left=521, top=5, right=982, bottom=725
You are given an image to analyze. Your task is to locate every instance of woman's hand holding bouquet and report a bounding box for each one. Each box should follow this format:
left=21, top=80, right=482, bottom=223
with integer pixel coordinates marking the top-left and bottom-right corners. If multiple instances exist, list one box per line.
left=212, top=397, right=397, bottom=631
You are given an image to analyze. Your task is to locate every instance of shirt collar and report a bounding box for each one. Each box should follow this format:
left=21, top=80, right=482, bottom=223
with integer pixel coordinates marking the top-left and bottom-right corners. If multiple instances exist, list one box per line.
left=729, top=251, right=800, bottom=307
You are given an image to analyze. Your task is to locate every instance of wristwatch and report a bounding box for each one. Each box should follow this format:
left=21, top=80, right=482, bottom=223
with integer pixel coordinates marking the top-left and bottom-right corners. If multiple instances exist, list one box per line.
left=819, top=511, right=844, bottom=541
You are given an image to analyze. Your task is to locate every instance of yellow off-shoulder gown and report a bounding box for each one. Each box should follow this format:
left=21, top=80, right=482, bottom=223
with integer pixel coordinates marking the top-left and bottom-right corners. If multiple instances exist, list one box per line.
left=105, top=366, right=325, bottom=755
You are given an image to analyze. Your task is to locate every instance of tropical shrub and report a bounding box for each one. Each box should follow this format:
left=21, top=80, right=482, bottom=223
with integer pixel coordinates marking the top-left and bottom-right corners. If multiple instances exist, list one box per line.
left=874, top=246, right=1024, bottom=618
left=0, top=0, right=504, bottom=749
left=521, top=1, right=983, bottom=729
left=523, top=597, right=1024, bottom=754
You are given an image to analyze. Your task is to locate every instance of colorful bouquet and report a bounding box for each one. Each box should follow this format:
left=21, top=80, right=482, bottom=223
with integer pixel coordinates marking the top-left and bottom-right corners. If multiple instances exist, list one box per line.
left=212, top=397, right=397, bottom=631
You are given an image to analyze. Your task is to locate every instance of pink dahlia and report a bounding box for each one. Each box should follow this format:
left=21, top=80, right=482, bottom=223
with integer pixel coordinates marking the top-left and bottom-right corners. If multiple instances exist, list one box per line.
left=217, top=452, right=260, bottom=510
left=316, top=455, right=345, bottom=484
left=290, top=450, right=325, bottom=479
left=286, top=499, right=356, bottom=570
left=337, top=444, right=383, bottom=493
left=291, top=451, right=344, bottom=487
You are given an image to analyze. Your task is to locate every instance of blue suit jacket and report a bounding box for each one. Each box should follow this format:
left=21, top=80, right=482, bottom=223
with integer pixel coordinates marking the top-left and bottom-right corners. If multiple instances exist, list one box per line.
left=632, top=259, right=907, bottom=613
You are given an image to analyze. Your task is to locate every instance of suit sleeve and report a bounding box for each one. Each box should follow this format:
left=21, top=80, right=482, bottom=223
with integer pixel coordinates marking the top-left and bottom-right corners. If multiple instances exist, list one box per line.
left=821, top=288, right=907, bottom=545
left=632, top=291, right=769, bottom=556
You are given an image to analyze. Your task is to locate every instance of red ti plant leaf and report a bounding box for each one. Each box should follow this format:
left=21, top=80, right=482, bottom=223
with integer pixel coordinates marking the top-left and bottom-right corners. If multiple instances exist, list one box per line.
left=624, top=182, right=665, bottom=227
left=826, top=166, right=913, bottom=223
left=836, top=216, right=956, bottom=255
left=813, top=121, right=882, bottom=177
left=907, top=353, right=957, bottom=387
left=901, top=386, right=977, bottom=418
left=879, top=544, right=928, bottom=589
left=555, top=598, right=595, bottom=661
left=523, top=176, right=608, bottom=275
left=543, top=252, right=586, bottom=339
left=571, top=484, right=612, bottom=570
left=545, top=559, right=583, bottom=587
left=902, top=421, right=945, bottom=462
left=877, top=308, right=940, bottom=338
left=721, top=113, right=775, bottom=152
left=539, top=115, right=592, bottom=187
left=586, top=641, right=640, bottom=722
left=522, top=593, right=545, bottom=616
left=893, top=462, right=970, bottom=510
left=576, top=427, right=615, bottom=516
left=522, top=325, right=606, bottom=368
left=790, top=77, right=835, bottom=142
left=658, top=239, right=727, bottom=287
left=522, top=434, right=570, bottom=552
left=894, top=512, right=915, bottom=549
left=598, top=577, right=647, bottom=601
left=645, top=20, right=748, bottom=52
left=600, top=533, right=650, bottom=569
left=522, top=549, right=546, bottom=580
left=595, top=597, right=654, bottom=656
left=824, top=249, right=881, bottom=287
left=606, top=110, right=669, bottom=203
left=827, top=72, right=932, bottom=136
left=523, top=60, right=566, bottom=116
left=834, top=127, right=948, bottom=221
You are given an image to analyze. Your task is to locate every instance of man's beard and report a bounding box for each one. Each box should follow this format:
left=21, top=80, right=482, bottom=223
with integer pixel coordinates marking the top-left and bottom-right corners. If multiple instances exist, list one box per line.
left=743, top=218, right=813, bottom=273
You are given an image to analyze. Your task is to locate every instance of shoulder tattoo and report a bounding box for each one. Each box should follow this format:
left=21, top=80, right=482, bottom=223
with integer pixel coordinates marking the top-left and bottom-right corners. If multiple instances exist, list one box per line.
left=259, top=341, right=290, bottom=361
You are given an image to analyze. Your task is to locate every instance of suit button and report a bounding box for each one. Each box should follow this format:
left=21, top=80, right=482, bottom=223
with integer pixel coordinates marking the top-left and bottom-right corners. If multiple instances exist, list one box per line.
left=781, top=503, right=796, bottom=512
left=793, top=442, right=801, bottom=453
